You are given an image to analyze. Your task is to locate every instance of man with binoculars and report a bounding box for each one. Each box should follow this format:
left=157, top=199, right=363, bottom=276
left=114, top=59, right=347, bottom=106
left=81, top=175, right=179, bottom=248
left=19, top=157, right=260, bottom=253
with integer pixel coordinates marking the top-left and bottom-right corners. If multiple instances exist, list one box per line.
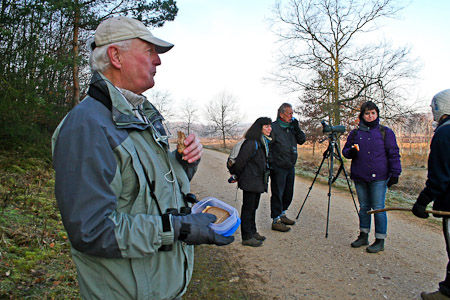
left=269, top=103, right=306, bottom=232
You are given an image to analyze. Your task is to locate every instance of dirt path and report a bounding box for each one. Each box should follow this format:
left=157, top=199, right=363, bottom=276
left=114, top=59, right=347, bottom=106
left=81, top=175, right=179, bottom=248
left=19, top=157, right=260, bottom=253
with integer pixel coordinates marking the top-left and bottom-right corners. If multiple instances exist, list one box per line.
left=190, top=148, right=446, bottom=300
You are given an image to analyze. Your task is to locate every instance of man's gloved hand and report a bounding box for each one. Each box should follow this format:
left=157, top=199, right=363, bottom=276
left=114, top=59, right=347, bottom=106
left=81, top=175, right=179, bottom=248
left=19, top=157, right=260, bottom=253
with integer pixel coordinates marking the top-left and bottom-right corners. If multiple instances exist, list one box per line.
left=387, top=177, right=399, bottom=188
left=412, top=202, right=429, bottom=218
left=172, top=213, right=234, bottom=246
left=347, top=147, right=358, bottom=159
left=412, top=191, right=432, bottom=219
left=291, top=118, right=300, bottom=132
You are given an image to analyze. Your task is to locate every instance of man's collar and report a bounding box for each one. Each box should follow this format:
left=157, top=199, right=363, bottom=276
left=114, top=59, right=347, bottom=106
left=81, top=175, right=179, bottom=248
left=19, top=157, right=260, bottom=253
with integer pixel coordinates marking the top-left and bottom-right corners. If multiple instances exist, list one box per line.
left=119, top=88, right=146, bottom=107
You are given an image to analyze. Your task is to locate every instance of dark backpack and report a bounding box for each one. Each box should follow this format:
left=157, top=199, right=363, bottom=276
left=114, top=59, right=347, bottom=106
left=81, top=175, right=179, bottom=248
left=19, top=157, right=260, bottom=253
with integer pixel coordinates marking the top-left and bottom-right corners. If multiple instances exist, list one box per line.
left=226, top=140, right=258, bottom=175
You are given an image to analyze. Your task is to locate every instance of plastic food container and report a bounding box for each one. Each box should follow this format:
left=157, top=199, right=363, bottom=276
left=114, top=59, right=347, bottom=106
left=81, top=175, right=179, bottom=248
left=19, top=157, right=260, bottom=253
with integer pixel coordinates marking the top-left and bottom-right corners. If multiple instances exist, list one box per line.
left=191, top=197, right=240, bottom=237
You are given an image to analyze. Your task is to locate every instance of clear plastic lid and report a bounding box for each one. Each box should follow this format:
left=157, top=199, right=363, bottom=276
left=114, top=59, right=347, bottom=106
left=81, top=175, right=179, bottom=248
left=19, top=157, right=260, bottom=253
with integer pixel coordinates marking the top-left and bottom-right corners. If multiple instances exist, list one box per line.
left=191, top=197, right=240, bottom=236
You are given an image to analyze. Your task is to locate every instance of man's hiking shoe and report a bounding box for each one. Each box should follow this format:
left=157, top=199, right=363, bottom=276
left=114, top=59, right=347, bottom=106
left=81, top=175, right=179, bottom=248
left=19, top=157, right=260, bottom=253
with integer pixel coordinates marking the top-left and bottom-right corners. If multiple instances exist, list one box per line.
left=272, top=219, right=291, bottom=232
left=366, top=238, right=384, bottom=253
left=253, top=232, right=266, bottom=241
left=421, top=291, right=450, bottom=300
left=242, top=238, right=263, bottom=247
left=280, top=215, right=295, bottom=225
left=351, top=232, right=369, bottom=248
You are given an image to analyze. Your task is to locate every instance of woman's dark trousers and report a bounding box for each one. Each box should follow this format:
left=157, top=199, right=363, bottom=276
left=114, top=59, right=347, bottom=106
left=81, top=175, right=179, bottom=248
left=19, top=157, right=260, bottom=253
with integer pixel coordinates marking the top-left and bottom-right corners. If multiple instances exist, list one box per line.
left=241, top=191, right=261, bottom=240
left=439, top=217, right=450, bottom=296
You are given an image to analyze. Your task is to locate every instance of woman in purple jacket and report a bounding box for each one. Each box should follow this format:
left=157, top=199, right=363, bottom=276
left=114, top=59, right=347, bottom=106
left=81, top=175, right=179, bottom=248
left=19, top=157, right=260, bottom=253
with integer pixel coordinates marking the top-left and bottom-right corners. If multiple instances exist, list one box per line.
left=342, top=101, right=402, bottom=253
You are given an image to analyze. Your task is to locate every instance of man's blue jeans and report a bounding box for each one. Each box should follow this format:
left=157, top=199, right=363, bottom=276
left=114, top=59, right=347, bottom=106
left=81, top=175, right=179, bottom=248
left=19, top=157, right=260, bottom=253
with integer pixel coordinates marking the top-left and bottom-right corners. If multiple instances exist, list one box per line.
left=354, top=180, right=388, bottom=239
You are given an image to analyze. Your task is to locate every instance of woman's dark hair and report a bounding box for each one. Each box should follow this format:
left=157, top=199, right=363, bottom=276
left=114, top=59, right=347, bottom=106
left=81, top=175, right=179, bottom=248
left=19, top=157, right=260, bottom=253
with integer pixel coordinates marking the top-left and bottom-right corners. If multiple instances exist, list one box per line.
left=244, top=117, right=272, bottom=140
left=359, top=101, right=380, bottom=120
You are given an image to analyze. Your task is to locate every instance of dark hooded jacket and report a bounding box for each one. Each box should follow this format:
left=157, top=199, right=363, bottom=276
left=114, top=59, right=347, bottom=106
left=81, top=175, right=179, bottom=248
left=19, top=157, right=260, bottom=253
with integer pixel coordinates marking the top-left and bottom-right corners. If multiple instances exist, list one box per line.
left=422, top=116, right=450, bottom=211
left=269, top=118, right=306, bottom=169
left=234, top=138, right=269, bottom=193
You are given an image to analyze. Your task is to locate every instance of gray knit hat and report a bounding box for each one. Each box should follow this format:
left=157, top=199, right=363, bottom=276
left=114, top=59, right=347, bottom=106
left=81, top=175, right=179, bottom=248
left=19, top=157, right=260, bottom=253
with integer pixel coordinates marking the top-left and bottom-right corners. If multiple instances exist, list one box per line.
left=431, top=89, right=450, bottom=122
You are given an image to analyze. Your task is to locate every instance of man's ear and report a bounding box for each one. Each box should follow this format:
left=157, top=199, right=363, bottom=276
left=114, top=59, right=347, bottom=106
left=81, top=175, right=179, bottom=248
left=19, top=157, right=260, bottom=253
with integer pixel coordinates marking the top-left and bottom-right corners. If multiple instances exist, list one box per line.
left=107, top=45, right=122, bottom=69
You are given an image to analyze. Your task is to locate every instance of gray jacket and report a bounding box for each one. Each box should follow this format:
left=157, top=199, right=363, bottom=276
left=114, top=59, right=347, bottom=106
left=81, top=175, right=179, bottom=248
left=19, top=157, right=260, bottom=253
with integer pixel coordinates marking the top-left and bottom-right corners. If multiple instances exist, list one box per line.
left=52, top=72, right=198, bottom=300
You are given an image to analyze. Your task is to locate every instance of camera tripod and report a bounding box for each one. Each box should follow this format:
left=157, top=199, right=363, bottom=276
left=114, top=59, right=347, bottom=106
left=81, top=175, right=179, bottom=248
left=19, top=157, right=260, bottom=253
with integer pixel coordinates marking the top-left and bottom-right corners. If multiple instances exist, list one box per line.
left=296, top=131, right=359, bottom=237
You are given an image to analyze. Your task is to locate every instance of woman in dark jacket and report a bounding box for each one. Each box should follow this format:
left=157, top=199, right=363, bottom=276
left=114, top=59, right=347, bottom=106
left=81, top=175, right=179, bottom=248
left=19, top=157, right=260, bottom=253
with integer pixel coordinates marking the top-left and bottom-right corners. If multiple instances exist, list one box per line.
left=342, top=101, right=401, bottom=253
left=234, top=117, right=272, bottom=247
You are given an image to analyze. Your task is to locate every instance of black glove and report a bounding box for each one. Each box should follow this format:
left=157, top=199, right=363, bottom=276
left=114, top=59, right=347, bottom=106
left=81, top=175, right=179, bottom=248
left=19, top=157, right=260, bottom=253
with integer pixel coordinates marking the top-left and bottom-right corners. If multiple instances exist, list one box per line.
left=412, top=191, right=433, bottom=219
left=412, top=202, right=429, bottom=219
left=172, top=213, right=234, bottom=246
left=387, top=177, right=398, bottom=188
left=291, top=118, right=300, bottom=132
left=347, top=147, right=358, bottom=159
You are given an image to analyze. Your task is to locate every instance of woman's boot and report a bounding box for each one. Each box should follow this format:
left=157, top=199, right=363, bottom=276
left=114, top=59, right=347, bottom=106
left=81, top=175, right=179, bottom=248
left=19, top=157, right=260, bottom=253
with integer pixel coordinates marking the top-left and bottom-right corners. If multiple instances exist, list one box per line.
left=367, top=238, right=385, bottom=253
left=351, top=232, right=369, bottom=248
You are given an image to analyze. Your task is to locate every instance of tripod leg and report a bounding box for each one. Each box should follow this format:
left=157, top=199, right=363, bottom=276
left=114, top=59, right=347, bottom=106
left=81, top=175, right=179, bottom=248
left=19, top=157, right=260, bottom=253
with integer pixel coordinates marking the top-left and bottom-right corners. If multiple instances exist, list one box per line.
left=326, top=182, right=332, bottom=238
left=334, top=143, right=359, bottom=215
left=325, top=140, right=336, bottom=238
left=341, top=162, right=359, bottom=215
left=296, top=148, right=329, bottom=219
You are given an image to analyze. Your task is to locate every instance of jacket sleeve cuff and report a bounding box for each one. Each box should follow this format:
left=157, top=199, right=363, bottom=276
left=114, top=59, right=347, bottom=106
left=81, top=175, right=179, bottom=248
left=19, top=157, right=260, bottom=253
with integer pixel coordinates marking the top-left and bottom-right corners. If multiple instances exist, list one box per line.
left=161, top=231, right=174, bottom=245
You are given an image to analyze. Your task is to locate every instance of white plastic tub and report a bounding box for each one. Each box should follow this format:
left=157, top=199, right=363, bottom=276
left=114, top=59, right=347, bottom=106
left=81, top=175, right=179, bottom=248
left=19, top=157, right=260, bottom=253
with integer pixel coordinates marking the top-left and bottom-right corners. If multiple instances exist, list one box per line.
left=191, top=197, right=240, bottom=236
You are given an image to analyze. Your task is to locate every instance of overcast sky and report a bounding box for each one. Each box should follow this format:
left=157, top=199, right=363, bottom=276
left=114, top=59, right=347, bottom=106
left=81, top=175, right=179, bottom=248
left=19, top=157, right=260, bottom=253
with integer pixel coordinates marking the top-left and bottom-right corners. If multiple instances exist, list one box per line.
left=149, top=0, right=450, bottom=124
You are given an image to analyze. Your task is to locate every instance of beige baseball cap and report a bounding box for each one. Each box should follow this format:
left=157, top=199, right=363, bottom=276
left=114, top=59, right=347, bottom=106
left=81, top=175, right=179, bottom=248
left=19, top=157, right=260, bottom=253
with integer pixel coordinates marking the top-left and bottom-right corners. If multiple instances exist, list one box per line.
left=92, top=16, right=174, bottom=53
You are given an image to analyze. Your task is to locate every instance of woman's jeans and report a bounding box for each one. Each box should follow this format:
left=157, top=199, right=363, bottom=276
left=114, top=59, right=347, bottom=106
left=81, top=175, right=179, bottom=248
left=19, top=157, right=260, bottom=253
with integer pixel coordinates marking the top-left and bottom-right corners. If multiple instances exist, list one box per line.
left=354, top=180, right=388, bottom=239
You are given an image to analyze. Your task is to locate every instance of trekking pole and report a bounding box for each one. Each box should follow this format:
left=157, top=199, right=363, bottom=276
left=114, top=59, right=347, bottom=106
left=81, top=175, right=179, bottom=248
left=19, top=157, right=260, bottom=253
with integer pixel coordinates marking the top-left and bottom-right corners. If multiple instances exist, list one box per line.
left=368, top=207, right=450, bottom=216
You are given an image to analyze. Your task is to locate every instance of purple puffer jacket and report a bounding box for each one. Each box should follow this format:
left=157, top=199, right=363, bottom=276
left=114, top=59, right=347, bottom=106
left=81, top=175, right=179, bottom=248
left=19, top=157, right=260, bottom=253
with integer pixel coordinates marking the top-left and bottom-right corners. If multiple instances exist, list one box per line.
left=342, top=119, right=401, bottom=182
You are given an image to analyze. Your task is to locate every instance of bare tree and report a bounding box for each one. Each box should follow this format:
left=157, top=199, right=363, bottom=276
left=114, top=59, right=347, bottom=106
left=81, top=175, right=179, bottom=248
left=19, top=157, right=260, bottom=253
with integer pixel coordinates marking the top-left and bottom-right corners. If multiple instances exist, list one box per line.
left=270, top=0, right=420, bottom=126
left=205, top=91, right=244, bottom=148
left=145, top=89, right=176, bottom=120
left=391, top=112, right=433, bottom=156
left=178, top=99, right=198, bottom=135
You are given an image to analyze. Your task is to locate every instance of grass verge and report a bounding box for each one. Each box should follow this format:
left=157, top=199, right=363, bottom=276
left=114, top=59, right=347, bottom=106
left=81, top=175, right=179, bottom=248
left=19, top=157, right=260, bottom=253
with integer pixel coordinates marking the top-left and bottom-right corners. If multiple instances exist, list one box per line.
left=0, top=152, right=79, bottom=299
left=185, top=245, right=251, bottom=299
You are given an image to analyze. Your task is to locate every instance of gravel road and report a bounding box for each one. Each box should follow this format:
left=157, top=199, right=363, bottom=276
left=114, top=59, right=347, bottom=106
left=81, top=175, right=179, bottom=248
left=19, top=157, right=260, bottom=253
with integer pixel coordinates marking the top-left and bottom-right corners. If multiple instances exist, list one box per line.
left=189, top=148, right=446, bottom=300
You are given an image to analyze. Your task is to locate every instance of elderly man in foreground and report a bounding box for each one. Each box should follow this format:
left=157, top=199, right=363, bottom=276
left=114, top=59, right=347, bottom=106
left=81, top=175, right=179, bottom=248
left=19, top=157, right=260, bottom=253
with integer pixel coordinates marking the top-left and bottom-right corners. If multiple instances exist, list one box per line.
left=52, top=16, right=233, bottom=300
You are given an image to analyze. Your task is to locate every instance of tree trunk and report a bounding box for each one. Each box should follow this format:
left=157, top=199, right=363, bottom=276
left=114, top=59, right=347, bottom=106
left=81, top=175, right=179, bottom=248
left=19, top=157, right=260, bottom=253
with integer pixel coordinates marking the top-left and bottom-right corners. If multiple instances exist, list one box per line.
left=72, top=2, right=80, bottom=107
left=333, top=54, right=341, bottom=126
left=222, top=128, right=226, bottom=148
